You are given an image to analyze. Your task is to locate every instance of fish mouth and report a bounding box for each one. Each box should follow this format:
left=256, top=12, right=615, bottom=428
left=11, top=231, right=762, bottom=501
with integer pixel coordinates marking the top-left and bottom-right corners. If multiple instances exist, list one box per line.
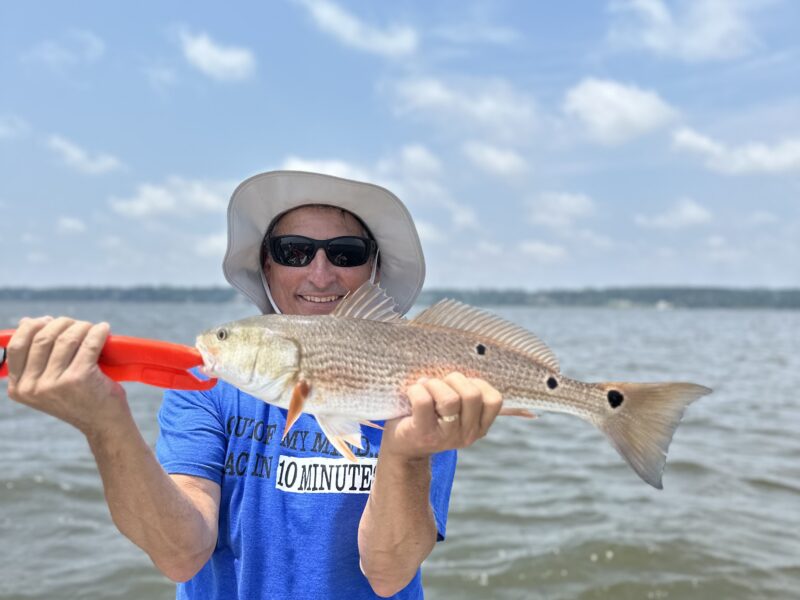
left=195, top=338, right=218, bottom=377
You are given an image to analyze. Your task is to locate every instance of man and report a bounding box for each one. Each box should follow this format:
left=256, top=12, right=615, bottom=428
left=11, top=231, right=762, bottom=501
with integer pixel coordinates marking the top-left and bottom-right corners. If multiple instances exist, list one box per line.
left=6, top=171, right=503, bottom=599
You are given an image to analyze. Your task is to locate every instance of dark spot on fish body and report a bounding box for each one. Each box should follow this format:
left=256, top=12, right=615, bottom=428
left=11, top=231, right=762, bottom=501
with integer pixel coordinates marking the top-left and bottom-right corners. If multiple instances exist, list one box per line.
left=475, top=343, right=486, bottom=356
left=547, top=376, right=558, bottom=390
left=607, top=389, right=624, bottom=409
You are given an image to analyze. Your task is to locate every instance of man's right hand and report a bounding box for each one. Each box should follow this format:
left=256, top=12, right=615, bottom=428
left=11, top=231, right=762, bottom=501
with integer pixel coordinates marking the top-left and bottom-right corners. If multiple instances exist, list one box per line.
left=6, top=316, right=129, bottom=439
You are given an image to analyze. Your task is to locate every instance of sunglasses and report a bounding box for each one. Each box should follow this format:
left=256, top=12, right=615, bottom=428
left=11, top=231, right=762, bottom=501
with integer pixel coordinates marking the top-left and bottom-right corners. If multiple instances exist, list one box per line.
left=266, top=235, right=377, bottom=268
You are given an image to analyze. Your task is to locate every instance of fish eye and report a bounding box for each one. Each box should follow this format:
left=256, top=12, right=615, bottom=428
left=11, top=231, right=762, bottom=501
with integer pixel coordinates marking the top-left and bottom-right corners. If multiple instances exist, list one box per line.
left=216, top=328, right=229, bottom=341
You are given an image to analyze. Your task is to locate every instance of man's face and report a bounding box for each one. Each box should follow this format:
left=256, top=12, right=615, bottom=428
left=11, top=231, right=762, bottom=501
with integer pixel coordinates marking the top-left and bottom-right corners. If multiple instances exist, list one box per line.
left=263, top=205, right=376, bottom=315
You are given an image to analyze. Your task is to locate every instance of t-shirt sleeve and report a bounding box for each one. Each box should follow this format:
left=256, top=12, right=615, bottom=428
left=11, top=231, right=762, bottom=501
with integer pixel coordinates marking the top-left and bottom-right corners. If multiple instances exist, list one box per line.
left=156, top=386, right=228, bottom=485
left=429, top=449, right=458, bottom=541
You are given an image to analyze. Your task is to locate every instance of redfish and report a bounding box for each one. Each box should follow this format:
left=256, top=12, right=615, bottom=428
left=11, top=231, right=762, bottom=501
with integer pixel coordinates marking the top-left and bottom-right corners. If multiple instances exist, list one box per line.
left=197, top=282, right=711, bottom=488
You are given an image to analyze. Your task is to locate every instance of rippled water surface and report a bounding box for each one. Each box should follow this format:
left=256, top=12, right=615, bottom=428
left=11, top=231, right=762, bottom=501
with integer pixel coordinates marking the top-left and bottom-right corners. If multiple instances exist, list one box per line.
left=1, top=302, right=798, bottom=599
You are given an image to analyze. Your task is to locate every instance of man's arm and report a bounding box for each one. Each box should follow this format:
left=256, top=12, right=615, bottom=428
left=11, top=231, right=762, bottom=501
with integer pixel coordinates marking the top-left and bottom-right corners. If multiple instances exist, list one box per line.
left=358, top=373, right=502, bottom=597
left=5, top=317, right=220, bottom=582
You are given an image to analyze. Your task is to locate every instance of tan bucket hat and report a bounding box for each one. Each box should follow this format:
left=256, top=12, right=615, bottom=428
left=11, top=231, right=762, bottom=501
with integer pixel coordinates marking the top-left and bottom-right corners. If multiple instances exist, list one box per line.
left=222, top=170, right=426, bottom=315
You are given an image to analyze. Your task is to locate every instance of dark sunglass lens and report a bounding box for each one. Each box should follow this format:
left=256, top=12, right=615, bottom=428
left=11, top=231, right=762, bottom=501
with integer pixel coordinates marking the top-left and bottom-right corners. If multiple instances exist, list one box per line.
left=326, top=238, right=369, bottom=267
left=274, top=238, right=314, bottom=266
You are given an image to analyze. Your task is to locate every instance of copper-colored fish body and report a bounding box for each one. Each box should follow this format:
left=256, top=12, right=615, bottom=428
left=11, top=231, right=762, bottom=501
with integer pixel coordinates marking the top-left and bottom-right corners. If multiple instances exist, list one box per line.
left=197, top=283, right=711, bottom=488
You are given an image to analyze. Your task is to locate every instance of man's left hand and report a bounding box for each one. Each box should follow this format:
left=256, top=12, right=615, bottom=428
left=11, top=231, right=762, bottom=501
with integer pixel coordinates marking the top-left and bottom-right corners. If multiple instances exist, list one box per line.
left=379, top=372, right=503, bottom=459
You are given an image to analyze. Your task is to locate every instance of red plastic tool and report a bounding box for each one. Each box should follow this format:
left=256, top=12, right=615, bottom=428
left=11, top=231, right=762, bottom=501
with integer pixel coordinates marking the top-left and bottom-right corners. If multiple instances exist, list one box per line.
left=0, top=329, right=217, bottom=391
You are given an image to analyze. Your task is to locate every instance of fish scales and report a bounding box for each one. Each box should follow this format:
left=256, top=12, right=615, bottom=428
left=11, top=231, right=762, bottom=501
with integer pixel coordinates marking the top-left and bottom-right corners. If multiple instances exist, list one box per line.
left=197, top=282, right=712, bottom=488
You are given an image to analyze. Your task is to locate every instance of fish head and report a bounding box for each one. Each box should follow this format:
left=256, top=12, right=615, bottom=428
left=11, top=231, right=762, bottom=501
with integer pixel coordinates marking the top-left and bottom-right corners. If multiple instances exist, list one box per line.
left=196, top=320, right=301, bottom=403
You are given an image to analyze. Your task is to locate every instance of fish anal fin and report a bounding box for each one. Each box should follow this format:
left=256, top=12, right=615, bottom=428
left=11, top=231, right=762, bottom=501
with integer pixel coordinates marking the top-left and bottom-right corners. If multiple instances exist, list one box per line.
left=359, top=419, right=384, bottom=430
left=410, top=299, right=560, bottom=372
left=316, top=414, right=365, bottom=462
left=331, top=282, right=405, bottom=323
left=282, top=379, right=310, bottom=440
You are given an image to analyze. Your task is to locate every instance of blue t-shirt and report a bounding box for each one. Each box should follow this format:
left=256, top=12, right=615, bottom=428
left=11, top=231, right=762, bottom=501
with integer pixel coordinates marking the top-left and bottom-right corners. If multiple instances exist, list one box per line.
left=156, top=380, right=457, bottom=600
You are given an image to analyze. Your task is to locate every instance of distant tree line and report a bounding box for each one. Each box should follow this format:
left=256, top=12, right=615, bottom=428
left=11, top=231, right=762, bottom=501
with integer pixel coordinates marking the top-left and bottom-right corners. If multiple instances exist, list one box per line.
left=1, top=286, right=799, bottom=308
left=417, top=287, right=800, bottom=309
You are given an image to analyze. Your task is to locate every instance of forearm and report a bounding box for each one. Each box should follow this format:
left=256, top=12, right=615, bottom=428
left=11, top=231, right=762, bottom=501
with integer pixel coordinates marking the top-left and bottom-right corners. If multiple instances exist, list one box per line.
left=358, top=453, right=437, bottom=597
left=87, top=411, right=217, bottom=582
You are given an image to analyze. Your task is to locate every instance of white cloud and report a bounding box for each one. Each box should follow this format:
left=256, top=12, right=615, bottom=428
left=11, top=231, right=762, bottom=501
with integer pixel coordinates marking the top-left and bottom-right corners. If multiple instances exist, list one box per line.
left=635, top=198, right=712, bottom=229
left=564, top=78, right=677, bottom=145
left=748, top=211, right=778, bottom=226
left=111, top=176, right=233, bottom=218
left=57, top=217, right=87, bottom=234
left=433, top=23, right=520, bottom=46
left=445, top=200, right=479, bottom=230
left=391, top=76, right=537, bottom=142
left=296, top=0, right=417, bottom=57
left=476, top=241, right=503, bottom=256
left=528, top=192, right=595, bottom=228
left=280, top=156, right=373, bottom=182
left=415, top=220, right=446, bottom=244
left=607, top=0, right=760, bottom=62
left=281, top=149, right=477, bottom=234
left=179, top=30, right=256, bottom=81
left=23, top=30, right=105, bottom=69
left=0, top=115, right=29, bottom=139
left=47, top=135, right=123, bottom=174
left=377, top=144, right=441, bottom=180
left=462, top=141, right=527, bottom=176
left=194, top=232, right=228, bottom=257
left=98, top=235, right=123, bottom=249
left=518, top=241, right=567, bottom=263
left=705, top=234, right=744, bottom=262
left=673, top=127, right=800, bottom=174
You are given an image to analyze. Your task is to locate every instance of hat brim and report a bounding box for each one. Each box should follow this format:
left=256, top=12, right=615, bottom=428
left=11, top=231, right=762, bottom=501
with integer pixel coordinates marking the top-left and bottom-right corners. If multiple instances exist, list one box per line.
left=223, top=170, right=425, bottom=315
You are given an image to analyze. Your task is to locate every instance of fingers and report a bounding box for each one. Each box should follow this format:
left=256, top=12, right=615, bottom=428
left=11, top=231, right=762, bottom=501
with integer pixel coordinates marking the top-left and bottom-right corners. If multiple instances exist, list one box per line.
left=442, top=372, right=482, bottom=438
left=416, top=373, right=503, bottom=444
left=471, top=378, right=503, bottom=435
left=405, top=380, right=438, bottom=437
left=6, top=316, right=55, bottom=383
left=71, top=322, right=110, bottom=370
left=7, top=317, right=105, bottom=386
left=47, top=321, right=95, bottom=378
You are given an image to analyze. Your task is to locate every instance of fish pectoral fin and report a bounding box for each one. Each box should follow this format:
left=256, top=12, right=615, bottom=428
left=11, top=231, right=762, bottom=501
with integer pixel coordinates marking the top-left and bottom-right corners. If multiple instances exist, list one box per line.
left=315, top=415, right=364, bottom=462
left=282, top=380, right=310, bottom=440
left=499, top=408, right=537, bottom=419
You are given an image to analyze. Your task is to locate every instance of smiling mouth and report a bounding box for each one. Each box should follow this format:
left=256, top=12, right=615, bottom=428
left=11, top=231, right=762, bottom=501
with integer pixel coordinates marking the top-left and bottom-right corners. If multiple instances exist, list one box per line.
left=299, top=294, right=343, bottom=303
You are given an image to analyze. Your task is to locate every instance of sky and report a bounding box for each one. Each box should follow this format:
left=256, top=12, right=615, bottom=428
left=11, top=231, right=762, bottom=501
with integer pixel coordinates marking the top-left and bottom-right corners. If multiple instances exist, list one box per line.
left=1, top=0, right=798, bottom=291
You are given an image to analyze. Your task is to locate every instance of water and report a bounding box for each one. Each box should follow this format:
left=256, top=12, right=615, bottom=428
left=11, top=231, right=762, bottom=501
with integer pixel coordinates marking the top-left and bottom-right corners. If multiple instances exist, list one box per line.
left=1, top=302, right=798, bottom=599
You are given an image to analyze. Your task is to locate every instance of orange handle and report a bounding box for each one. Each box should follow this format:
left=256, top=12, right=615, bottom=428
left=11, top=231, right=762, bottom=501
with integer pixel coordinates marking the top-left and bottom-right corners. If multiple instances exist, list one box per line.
left=0, top=329, right=216, bottom=391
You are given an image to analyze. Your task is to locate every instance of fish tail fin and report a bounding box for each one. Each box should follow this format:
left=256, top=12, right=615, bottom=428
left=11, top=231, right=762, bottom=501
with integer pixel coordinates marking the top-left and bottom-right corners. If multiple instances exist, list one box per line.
left=597, top=382, right=712, bottom=489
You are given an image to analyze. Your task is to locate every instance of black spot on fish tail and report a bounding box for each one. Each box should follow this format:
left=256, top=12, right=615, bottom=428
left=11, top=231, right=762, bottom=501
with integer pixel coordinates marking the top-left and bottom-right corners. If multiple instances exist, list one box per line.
left=608, top=390, right=624, bottom=409
left=475, top=343, right=486, bottom=356
left=547, top=376, right=558, bottom=390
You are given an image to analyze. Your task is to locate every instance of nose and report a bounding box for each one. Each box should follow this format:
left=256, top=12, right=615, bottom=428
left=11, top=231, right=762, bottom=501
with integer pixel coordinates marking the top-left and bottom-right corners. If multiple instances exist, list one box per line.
left=305, top=248, right=337, bottom=288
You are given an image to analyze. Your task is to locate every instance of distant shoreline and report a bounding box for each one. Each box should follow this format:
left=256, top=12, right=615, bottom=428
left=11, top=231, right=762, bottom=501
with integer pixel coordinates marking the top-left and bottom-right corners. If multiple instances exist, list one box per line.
left=1, top=286, right=798, bottom=309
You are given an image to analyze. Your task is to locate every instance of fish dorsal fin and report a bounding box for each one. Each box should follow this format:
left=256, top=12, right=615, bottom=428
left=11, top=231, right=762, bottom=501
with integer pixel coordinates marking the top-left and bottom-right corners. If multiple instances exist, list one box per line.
left=331, top=282, right=405, bottom=323
left=410, top=299, right=560, bottom=372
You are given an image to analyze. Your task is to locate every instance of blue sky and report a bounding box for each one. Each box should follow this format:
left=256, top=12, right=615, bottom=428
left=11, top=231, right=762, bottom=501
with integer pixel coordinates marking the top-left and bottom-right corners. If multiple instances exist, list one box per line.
left=1, top=0, right=798, bottom=290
